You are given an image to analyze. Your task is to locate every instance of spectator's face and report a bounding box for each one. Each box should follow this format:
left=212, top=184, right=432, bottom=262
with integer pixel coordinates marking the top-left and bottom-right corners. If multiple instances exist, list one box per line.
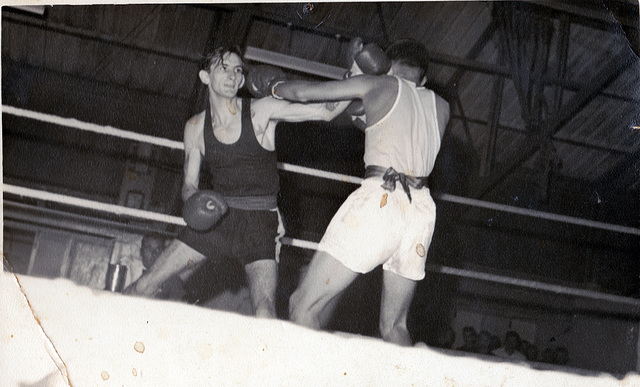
left=505, top=335, right=519, bottom=351
left=440, top=329, right=455, bottom=348
left=556, top=348, right=569, bottom=365
left=477, top=333, right=492, bottom=353
left=540, top=348, right=557, bottom=363
left=463, top=329, right=478, bottom=345
left=141, top=238, right=164, bottom=269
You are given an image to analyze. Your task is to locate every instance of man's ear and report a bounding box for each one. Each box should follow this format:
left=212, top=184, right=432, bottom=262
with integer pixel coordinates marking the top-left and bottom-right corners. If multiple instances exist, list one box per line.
left=199, top=69, right=210, bottom=85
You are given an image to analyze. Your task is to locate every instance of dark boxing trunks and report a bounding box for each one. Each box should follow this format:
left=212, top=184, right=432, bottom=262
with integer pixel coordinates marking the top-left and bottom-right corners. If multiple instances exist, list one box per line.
left=178, top=207, right=279, bottom=266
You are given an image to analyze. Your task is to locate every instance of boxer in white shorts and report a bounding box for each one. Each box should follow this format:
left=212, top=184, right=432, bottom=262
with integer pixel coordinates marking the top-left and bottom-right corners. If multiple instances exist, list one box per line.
left=318, top=177, right=436, bottom=281
left=274, top=39, right=449, bottom=345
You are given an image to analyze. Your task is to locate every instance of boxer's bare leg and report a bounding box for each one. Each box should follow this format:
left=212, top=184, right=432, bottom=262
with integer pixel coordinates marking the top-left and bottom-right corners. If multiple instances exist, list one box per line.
left=125, top=240, right=206, bottom=297
left=379, top=269, right=417, bottom=346
left=289, top=251, right=359, bottom=330
left=244, top=259, right=277, bottom=318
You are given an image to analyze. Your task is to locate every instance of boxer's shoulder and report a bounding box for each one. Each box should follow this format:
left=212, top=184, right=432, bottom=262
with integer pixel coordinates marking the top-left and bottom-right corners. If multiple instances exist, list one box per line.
left=185, top=111, right=207, bottom=137
left=246, top=99, right=277, bottom=150
left=248, top=97, right=282, bottom=125
left=183, top=111, right=206, bottom=149
left=185, top=110, right=206, bottom=131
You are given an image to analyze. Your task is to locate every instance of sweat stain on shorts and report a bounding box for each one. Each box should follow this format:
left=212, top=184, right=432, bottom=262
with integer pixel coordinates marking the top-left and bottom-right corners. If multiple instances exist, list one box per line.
left=343, top=211, right=360, bottom=230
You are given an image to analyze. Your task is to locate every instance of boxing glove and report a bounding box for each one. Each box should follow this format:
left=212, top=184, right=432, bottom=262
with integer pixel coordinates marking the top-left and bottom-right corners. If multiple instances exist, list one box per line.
left=183, top=190, right=228, bottom=231
left=344, top=37, right=391, bottom=76
left=355, top=43, right=391, bottom=75
left=344, top=37, right=364, bottom=69
left=246, top=65, right=287, bottom=99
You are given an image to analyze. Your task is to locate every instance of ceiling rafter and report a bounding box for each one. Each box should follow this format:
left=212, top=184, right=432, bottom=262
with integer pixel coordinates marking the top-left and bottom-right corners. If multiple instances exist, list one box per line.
left=444, top=18, right=498, bottom=91
left=450, top=114, right=637, bottom=156
left=531, top=0, right=639, bottom=31
left=595, top=146, right=640, bottom=189
left=429, top=50, right=639, bottom=104
left=481, top=61, right=506, bottom=176
left=4, top=7, right=636, bottom=105
left=474, top=53, right=637, bottom=198
left=1, top=10, right=203, bottom=64
left=216, top=4, right=381, bottom=45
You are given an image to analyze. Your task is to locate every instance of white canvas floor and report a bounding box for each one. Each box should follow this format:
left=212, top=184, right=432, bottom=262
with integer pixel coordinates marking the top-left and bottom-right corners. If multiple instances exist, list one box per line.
left=1, top=272, right=638, bottom=387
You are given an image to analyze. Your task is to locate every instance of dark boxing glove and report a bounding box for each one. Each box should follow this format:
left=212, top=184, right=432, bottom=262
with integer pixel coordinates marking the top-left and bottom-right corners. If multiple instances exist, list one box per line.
left=183, top=190, right=228, bottom=231
left=344, top=37, right=365, bottom=69
left=355, top=43, right=391, bottom=75
left=343, top=37, right=391, bottom=77
left=246, top=65, right=287, bottom=99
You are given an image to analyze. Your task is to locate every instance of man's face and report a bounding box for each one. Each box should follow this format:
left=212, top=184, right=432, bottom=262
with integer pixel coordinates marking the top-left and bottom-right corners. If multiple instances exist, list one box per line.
left=141, top=238, right=164, bottom=268
left=463, top=329, right=477, bottom=345
left=505, top=335, right=519, bottom=350
left=203, top=52, right=245, bottom=98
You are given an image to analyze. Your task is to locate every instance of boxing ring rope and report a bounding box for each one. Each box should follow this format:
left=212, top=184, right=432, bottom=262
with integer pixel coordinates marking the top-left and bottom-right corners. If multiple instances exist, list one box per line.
left=5, top=105, right=639, bottom=236
left=5, top=182, right=639, bottom=307
left=3, top=105, right=640, bottom=307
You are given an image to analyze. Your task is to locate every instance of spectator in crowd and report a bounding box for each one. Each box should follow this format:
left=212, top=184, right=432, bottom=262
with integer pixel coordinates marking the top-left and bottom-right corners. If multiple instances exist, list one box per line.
left=456, top=326, right=479, bottom=352
left=492, top=330, right=527, bottom=361
left=539, top=347, right=557, bottom=363
left=436, top=325, right=456, bottom=349
left=476, top=330, right=499, bottom=355
left=523, top=342, right=539, bottom=362
left=555, top=346, right=569, bottom=365
left=519, top=340, right=532, bottom=357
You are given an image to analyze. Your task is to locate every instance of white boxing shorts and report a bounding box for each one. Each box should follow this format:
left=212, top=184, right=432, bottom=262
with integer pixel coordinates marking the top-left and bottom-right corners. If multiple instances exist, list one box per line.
left=317, top=177, right=436, bottom=281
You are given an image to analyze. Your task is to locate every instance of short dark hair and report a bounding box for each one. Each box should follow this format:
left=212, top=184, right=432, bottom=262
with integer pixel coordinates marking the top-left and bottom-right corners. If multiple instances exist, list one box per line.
left=462, top=326, right=477, bottom=335
left=201, top=45, right=246, bottom=72
left=385, top=39, right=429, bottom=79
left=505, top=330, right=521, bottom=343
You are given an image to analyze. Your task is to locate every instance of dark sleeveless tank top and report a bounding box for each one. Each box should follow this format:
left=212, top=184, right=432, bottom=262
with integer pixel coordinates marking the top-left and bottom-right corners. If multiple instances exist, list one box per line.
left=203, top=98, right=279, bottom=203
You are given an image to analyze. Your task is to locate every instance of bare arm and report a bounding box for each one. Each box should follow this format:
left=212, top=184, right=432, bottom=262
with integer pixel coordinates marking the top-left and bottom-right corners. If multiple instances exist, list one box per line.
left=435, top=94, right=450, bottom=138
left=273, top=75, right=397, bottom=126
left=181, top=116, right=203, bottom=201
left=273, top=76, right=374, bottom=104
left=251, top=97, right=351, bottom=124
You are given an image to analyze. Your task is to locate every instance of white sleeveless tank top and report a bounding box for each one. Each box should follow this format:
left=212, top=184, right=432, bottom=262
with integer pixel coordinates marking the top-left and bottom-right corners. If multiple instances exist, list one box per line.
left=363, top=77, right=442, bottom=177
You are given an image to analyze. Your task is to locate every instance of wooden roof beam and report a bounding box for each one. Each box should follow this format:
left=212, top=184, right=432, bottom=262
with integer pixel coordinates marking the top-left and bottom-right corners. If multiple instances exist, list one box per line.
left=474, top=53, right=637, bottom=198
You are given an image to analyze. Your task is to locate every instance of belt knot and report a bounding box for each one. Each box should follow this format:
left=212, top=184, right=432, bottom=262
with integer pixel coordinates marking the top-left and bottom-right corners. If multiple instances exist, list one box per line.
left=364, top=166, right=429, bottom=203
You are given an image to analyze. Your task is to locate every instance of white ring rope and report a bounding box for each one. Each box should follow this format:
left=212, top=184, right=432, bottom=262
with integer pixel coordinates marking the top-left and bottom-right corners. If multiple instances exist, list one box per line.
left=3, top=105, right=185, bottom=150
left=277, top=162, right=364, bottom=185
left=4, top=105, right=639, bottom=236
left=437, top=193, right=640, bottom=236
left=4, top=183, right=639, bottom=307
left=427, top=264, right=640, bottom=307
left=3, top=102, right=640, bottom=306
left=2, top=183, right=320, bottom=254
left=3, top=184, right=187, bottom=226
